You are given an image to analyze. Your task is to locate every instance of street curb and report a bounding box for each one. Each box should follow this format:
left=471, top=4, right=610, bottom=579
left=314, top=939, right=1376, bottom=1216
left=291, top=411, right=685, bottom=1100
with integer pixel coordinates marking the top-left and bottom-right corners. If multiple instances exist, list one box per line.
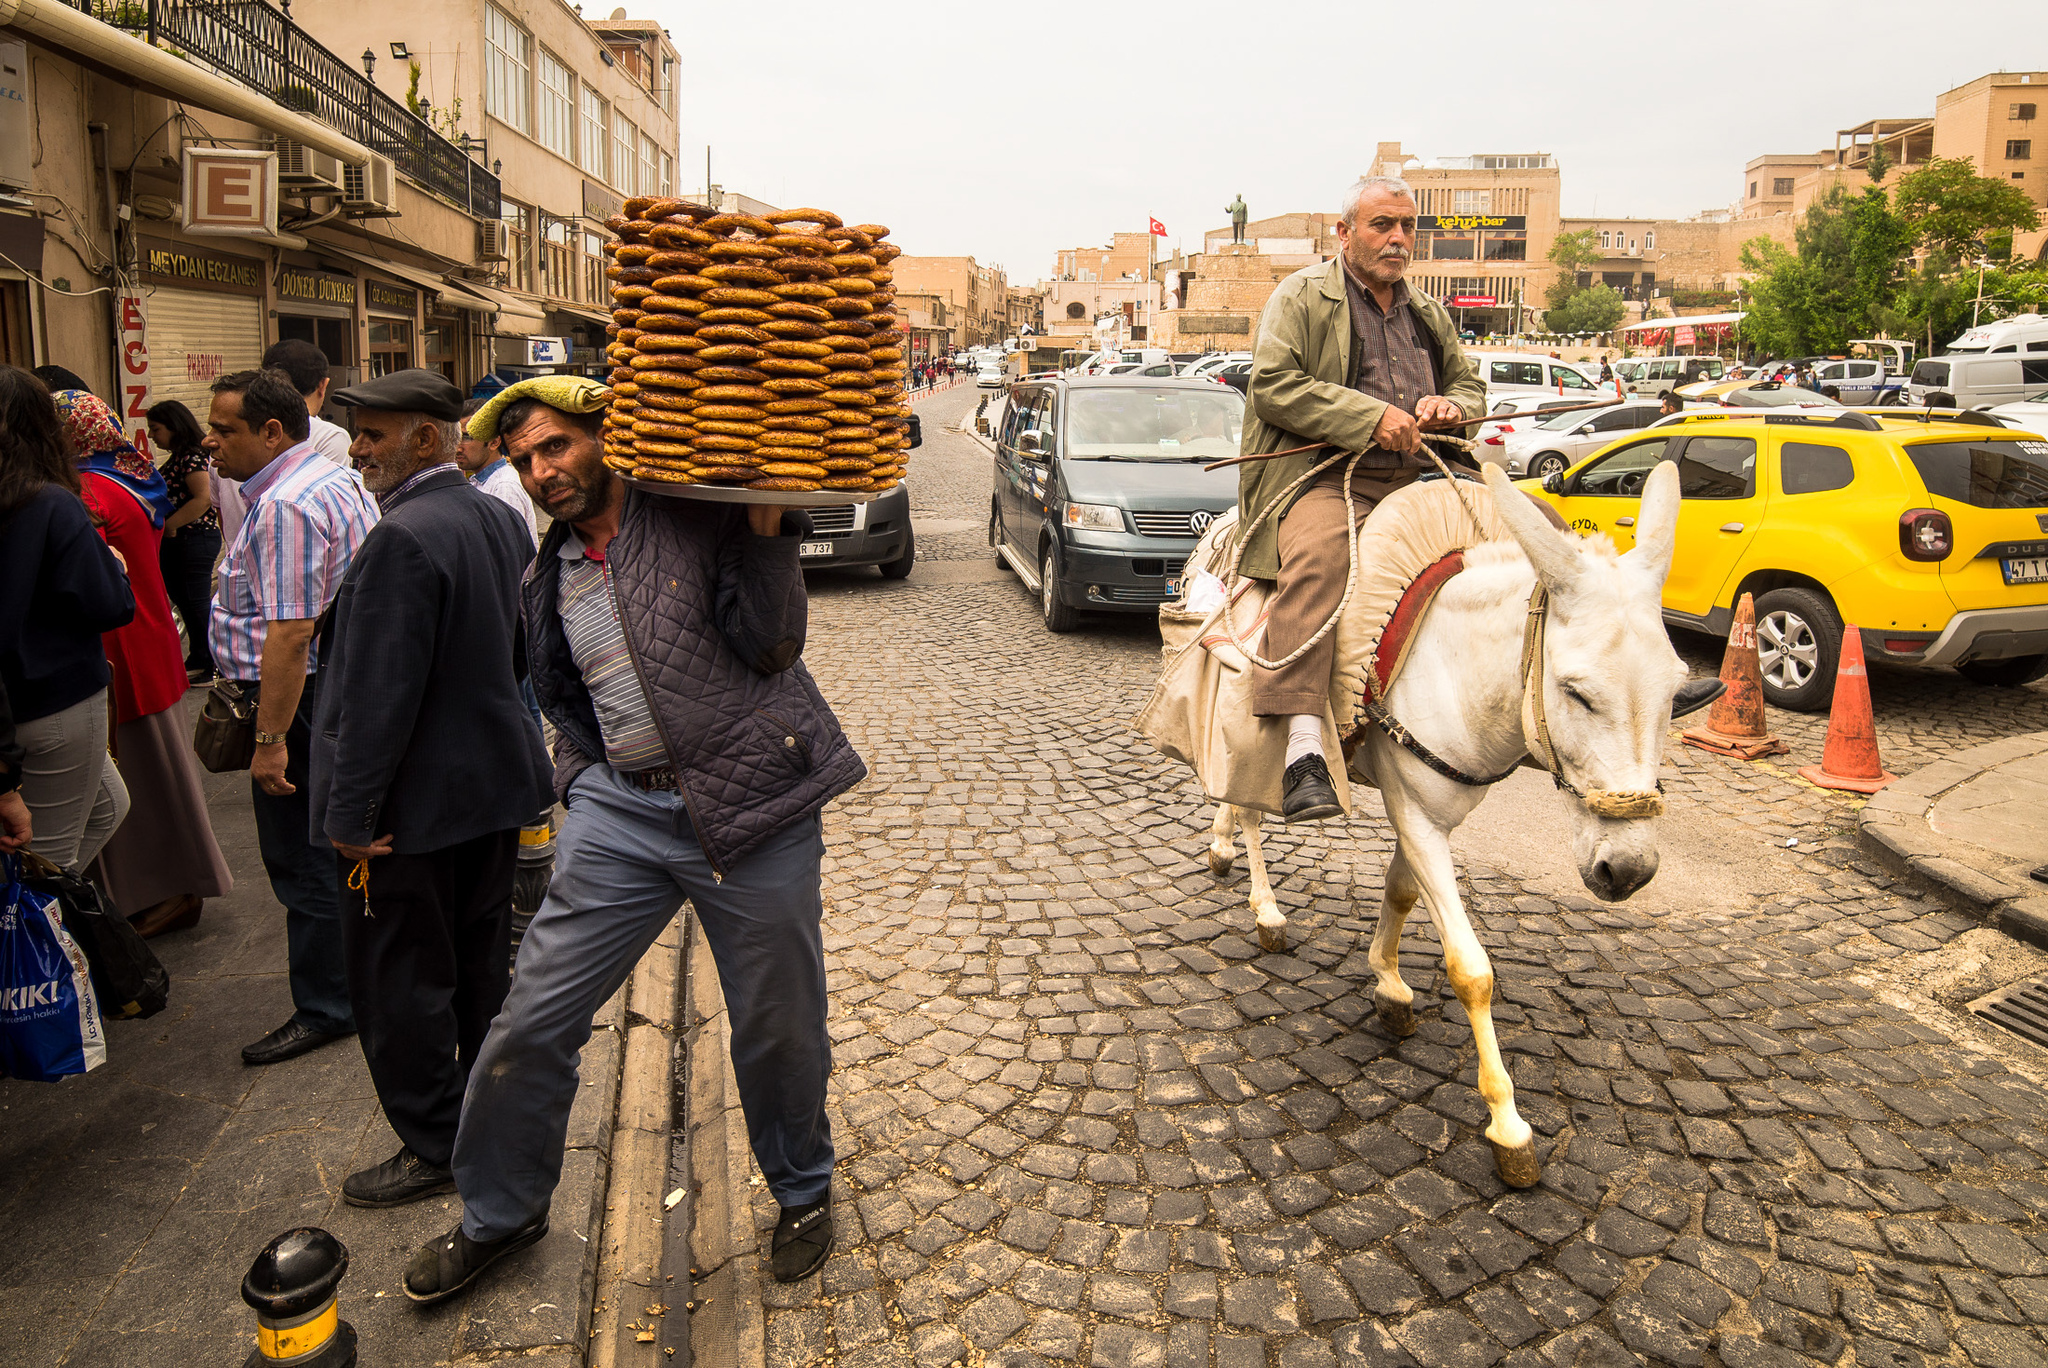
left=1856, top=730, right=2048, bottom=949
left=679, top=912, right=766, bottom=1368
left=586, top=914, right=686, bottom=1368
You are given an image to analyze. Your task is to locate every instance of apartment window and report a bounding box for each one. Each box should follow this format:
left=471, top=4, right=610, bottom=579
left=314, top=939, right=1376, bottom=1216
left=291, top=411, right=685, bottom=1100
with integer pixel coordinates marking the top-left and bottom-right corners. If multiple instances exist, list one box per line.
left=1599, top=230, right=1610, bottom=248
left=660, top=55, right=675, bottom=114
left=484, top=5, right=530, bottom=133
left=535, top=48, right=574, bottom=161
left=2013, top=103, right=2037, bottom=120
left=1452, top=190, right=1491, bottom=214
left=540, top=215, right=574, bottom=299
left=612, top=111, right=637, bottom=194
left=500, top=201, right=532, bottom=294
left=1749, top=180, right=1758, bottom=198
left=2007, top=139, right=2033, bottom=160
left=1772, top=177, right=1795, bottom=194
left=580, top=89, right=608, bottom=180
left=660, top=151, right=674, bottom=197
left=638, top=133, right=659, bottom=203
left=1482, top=233, right=1526, bottom=261
left=1644, top=230, right=1655, bottom=250
left=582, top=230, right=607, bottom=304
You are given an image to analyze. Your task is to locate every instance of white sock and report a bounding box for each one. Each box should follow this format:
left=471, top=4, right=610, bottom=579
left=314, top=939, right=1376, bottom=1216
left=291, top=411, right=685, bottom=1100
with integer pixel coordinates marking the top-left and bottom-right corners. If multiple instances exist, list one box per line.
left=1285, top=714, right=1324, bottom=766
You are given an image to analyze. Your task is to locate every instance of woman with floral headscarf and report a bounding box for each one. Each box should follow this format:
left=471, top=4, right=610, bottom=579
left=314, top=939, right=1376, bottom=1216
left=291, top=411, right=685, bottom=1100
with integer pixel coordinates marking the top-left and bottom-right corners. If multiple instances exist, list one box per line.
left=56, top=389, right=231, bottom=936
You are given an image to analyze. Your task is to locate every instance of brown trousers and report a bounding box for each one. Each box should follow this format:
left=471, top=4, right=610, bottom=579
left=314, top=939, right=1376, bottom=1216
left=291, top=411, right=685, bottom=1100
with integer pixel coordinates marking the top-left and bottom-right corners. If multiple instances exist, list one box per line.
left=1251, top=463, right=1426, bottom=716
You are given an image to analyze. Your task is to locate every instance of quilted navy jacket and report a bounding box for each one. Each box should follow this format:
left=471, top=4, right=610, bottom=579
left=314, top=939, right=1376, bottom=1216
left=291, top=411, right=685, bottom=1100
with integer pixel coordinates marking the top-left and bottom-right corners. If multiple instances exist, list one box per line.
left=524, top=487, right=866, bottom=875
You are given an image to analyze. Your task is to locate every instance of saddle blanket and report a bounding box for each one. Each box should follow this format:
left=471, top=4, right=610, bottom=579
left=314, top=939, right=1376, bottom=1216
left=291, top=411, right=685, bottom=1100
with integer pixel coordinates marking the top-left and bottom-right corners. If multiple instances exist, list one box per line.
left=1135, top=476, right=1514, bottom=817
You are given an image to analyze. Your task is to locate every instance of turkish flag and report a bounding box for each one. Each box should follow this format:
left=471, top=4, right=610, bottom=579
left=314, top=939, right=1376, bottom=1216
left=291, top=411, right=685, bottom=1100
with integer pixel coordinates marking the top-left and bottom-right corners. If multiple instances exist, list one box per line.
left=1148, top=217, right=1166, bottom=236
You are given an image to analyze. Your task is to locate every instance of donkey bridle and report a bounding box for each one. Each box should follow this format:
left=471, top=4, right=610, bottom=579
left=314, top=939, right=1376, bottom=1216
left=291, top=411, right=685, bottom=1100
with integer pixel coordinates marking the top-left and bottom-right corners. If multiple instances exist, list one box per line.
left=1363, top=582, right=1667, bottom=820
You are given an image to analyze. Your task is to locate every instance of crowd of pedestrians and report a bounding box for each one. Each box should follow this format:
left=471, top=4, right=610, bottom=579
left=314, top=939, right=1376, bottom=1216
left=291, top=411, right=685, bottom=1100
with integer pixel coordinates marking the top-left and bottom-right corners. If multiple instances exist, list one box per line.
left=0, top=347, right=862, bottom=1301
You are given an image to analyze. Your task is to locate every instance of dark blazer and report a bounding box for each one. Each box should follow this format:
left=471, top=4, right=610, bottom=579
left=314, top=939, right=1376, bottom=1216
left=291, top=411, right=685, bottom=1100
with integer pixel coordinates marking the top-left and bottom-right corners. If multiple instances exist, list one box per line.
left=310, top=466, right=551, bottom=853
left=525, top=488, right=865, bottom=878
left=0, top=484, right=135, bottom=724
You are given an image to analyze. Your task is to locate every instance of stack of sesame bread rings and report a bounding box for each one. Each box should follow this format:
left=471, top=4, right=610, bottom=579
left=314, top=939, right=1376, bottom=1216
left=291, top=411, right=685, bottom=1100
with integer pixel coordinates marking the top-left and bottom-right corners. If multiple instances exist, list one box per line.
left=602, top=197, right=910, bottom=494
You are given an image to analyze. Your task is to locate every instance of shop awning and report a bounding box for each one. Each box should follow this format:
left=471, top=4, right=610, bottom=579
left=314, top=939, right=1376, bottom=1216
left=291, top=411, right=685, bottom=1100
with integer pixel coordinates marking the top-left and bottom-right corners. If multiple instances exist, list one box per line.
left=466, top=284, right=548, bottom=335
left=1618, top=311, right=1746, bottom=333
left=316, top=246, right=498, bottom=315
left=549, top=303, right=612, bottom=328
left=0, top=0, right=371, bottom=168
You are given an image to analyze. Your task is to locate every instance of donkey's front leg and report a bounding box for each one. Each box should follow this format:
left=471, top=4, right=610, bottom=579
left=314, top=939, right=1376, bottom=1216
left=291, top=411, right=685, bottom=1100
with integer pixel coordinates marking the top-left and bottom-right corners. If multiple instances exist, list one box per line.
left=1368, top=845, right=1421, bottom=1038
left=1389, top=811, right=1539, bottom=1188
left=1207, top=803, right=1238, bottom=877
left=1238, top=809, right=1286, bottom=952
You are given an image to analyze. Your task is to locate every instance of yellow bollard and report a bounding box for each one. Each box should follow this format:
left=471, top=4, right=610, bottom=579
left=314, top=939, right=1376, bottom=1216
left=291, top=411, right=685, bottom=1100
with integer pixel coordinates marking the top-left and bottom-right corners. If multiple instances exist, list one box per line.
left=242, top=1228, right=357, bottom=1367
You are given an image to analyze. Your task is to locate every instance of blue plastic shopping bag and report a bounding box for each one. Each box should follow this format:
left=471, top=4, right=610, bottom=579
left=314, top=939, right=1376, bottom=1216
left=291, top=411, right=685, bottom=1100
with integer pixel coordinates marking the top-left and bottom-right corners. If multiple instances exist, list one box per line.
left=0, top=854, right=106, bottom=1082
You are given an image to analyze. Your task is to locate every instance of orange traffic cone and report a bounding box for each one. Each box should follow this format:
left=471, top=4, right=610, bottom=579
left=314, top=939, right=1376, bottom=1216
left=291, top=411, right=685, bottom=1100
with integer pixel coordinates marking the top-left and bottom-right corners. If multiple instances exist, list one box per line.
left=1682, top=593, right=1788, bottom=759
left=1798, top=627, right=1897, bottom=793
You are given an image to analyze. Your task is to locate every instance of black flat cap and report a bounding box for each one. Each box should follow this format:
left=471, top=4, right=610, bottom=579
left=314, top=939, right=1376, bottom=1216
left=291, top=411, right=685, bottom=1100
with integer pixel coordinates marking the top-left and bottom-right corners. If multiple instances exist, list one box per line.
left=331, top=368, right=464, bottom=421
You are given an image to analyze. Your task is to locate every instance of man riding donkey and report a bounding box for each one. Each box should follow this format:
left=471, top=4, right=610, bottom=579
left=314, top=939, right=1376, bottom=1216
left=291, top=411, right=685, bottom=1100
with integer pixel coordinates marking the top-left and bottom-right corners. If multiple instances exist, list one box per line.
left=1239, top=175, right=1722, bottom=822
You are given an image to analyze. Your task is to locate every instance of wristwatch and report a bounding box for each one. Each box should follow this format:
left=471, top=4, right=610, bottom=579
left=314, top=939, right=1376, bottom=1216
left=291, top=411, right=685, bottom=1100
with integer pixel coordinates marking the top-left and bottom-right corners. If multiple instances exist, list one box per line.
left=255, top=730, right=288, bottom=746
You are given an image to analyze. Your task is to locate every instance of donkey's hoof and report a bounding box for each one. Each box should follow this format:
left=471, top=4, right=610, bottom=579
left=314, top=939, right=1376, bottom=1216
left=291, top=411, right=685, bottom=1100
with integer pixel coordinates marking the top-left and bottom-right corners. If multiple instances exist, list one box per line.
left=1207, top=849, right=1234, bottom=878
left=1373, top=992, right=1417, bottom=1038
left=1491, top=1136, right=1541, bottom=1189
left=1255, top=920, right=1288, bottom=953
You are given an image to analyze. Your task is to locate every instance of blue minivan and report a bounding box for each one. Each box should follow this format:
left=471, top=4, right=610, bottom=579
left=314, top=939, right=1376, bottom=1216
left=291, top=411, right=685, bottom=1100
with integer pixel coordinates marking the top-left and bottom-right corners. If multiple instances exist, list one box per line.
left=989, top=377, right=1242, bottom=631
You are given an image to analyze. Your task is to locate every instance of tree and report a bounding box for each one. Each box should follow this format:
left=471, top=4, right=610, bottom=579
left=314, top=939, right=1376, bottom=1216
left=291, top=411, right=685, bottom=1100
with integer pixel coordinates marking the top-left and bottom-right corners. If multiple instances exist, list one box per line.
left=1544, top=283, right=1625, bottom=335
left=1863, top=142, right=1891, bottom=185
left=1893, top=156, right=2042, bottom=259
left=1545, top=229, right=1604, bottom=311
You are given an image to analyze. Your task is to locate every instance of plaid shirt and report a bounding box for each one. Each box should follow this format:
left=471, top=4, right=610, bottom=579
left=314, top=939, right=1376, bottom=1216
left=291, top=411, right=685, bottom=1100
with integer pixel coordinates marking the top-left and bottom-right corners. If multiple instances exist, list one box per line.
left=1341, top=266, right=1440, bottom=471
left=208, top=443, right=379, bottom=682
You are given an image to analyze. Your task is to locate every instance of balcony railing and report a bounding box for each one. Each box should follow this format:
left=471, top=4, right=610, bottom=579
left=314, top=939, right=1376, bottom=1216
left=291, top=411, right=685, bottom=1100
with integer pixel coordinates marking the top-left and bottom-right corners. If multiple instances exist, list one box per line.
left=71, top=0, right=500, bottom=220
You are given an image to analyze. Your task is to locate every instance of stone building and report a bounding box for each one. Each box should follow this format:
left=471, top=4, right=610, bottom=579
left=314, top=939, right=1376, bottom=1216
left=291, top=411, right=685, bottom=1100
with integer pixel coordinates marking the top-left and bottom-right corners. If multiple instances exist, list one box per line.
left=296, top=0, right=681, bottom=380
left=891, top=256, right=1009, bottom=348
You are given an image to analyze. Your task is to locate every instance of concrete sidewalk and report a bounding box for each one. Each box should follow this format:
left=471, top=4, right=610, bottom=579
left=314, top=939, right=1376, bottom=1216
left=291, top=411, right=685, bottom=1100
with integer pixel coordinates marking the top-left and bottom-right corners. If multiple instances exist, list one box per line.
left=1858, top=730, right=2048, bottom=948
left=0, top=741, right=681, bottom=1366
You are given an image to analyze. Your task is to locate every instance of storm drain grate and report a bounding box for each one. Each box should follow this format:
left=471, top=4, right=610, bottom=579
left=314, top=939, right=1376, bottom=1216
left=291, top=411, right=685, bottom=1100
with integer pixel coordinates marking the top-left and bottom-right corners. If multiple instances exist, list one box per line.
left=1968, top=981, right=2048, bottom=1049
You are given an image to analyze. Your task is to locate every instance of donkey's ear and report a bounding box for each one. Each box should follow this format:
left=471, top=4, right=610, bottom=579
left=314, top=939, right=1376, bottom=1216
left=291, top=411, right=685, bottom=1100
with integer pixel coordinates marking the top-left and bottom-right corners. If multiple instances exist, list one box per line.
left=1625, top=459, right=1680, bottom=592
left=1483, top=462, right=1580, bottom=591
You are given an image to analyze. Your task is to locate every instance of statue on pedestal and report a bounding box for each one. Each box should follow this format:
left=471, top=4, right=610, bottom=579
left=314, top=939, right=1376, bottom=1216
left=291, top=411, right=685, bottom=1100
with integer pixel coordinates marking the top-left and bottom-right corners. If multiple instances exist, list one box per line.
left=1226, top=195, right=1248, bottom=245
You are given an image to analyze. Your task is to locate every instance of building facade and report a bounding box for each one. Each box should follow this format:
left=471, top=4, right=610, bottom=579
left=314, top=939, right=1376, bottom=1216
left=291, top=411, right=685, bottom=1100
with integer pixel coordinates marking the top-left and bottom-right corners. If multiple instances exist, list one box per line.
left=891, top=256, right=1009, bottom=348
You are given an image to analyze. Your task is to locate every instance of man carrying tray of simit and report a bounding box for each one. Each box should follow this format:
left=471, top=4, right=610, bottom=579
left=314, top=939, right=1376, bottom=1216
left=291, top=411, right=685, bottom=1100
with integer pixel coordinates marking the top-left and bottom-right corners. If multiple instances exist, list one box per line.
left=403, top=376, right=867, bottom=1303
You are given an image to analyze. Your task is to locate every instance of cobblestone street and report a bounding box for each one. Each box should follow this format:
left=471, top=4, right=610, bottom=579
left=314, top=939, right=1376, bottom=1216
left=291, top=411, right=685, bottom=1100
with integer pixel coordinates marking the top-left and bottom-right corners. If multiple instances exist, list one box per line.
left=716, top=382, right=2048, bottom=1368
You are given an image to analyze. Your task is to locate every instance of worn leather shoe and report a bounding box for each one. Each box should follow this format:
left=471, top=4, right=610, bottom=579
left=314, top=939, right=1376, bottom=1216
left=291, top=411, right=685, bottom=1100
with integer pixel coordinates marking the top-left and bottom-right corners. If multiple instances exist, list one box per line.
left=1281, top=753, right=1342, bottom=823
left=344, top=1146, right=455, bottom=1209
left=404, top=1217, right=549, bottom=1304
left=1671, top=678, right=1727, bottom=721
left=241, top=1018, right=353, bottom=1067
left=770, top=1199, right=833, bottom=1283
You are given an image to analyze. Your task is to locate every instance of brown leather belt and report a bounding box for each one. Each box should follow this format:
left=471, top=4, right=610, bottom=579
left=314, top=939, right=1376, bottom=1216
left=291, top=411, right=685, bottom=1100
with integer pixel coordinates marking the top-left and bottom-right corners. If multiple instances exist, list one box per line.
left=621, top=765, right=681, bottom=792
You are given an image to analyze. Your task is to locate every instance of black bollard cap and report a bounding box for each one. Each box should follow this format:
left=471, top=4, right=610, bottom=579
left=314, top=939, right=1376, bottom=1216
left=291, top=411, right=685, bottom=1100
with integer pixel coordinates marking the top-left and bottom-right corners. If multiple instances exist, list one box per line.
left=242, top=1227, right=351, bottom=1318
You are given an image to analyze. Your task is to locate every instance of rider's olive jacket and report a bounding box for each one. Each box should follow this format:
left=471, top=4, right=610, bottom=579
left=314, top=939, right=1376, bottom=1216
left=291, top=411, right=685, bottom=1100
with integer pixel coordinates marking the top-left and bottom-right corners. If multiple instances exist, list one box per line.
left=1235, top=258, right=1488, bottom=581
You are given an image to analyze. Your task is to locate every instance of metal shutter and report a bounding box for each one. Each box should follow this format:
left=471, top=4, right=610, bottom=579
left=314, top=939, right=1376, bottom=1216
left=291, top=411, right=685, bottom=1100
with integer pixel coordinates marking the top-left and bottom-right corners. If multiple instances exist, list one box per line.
left=142, top=288, right=266, bottom=420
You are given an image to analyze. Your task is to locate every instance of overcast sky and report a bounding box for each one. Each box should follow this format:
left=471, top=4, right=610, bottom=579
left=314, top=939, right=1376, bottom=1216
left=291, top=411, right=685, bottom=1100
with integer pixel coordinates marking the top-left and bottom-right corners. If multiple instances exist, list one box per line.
left=637, top=0, right=2041, bottom=282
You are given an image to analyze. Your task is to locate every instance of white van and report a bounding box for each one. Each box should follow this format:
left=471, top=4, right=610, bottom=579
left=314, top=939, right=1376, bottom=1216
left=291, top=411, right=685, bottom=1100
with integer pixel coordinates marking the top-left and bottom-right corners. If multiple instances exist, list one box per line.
left=1942, top=314, right=2048, bottom=356
left=1477, top=352, right=1603, bottom=398
left=1906, top=353, right=2048, bottom=408
left=1612, top=355, right=1726, bottom=395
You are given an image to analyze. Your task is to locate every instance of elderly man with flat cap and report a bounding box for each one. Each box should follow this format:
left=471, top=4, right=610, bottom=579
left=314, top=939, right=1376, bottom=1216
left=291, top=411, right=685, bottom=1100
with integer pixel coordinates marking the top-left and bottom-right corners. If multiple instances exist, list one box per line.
left=309, top=367, right=551, bottom=1210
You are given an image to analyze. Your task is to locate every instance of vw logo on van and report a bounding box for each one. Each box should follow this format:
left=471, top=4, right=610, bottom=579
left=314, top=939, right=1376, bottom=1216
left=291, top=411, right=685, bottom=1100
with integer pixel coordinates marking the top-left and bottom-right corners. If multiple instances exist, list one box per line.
left=1189, top=510, right=1214, bottom=536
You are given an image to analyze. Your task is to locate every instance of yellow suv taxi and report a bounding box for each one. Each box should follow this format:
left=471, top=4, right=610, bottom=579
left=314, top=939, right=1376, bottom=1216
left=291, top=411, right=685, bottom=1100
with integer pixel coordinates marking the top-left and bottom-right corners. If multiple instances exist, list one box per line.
left=1524, top=409, right=2048, bottom=709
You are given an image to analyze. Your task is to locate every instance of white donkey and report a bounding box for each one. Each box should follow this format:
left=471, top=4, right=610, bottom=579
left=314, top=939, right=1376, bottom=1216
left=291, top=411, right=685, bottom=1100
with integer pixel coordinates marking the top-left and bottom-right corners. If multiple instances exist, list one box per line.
left=1206, top=462, right=1685, bottom=1187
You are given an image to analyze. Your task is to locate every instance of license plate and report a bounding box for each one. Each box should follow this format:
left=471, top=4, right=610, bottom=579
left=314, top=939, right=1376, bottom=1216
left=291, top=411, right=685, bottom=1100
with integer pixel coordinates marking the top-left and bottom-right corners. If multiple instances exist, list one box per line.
left=2004, top=556, right=2048, bottom=585
left=799, top=541, right=834, bottom=558
left=1165, top=579, right=1181, bottom=597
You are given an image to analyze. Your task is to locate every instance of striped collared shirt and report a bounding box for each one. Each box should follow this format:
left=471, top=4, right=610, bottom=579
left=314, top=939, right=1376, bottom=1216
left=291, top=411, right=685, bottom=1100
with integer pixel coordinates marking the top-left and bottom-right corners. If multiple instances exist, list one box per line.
left=557, top=529, right=666, bottom=771
left=209, top=442, right=380, bottom=682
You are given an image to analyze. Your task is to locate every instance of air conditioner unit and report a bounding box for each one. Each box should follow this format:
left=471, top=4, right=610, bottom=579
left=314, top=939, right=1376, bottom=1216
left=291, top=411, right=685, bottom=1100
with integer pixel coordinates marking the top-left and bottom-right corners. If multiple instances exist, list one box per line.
left=476, top=219, right=509, bottom=261
left=341, top=154, right=399, bottom=215
left=274, top=139, right=343, bottom=192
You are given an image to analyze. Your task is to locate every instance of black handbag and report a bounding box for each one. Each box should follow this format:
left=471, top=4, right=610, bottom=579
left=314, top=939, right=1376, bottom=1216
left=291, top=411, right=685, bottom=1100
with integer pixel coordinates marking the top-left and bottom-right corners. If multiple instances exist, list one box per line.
left=193, top=678, right=258, bottom=773
left=18, top=854, right=170, bottom=1019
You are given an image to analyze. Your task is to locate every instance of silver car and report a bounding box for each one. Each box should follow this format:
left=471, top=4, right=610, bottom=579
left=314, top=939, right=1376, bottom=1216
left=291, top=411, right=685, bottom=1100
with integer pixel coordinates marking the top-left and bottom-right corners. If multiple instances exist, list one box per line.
left=1499, top=399, right=1667, bottom=479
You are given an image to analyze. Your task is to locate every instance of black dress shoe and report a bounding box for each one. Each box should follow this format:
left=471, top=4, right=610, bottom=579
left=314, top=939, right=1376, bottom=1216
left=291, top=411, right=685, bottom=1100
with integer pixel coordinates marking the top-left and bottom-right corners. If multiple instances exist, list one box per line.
left=771, top=1198, right=833, bottom=1283
left=241, top=1018, right=354, bottom=1067
left=404, top=1217, right=549, bottom=1305
left=1671, top=678, right=1727, bottom=721
left=344, top=1146, right=456, bottom=1208
left=1281, top=753, right=1342, bottom=823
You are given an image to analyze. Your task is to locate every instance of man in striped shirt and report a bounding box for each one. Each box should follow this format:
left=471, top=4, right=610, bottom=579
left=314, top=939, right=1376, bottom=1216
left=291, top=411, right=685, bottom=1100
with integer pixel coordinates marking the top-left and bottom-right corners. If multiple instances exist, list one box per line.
left=205, top=367, right=379, bottom=1067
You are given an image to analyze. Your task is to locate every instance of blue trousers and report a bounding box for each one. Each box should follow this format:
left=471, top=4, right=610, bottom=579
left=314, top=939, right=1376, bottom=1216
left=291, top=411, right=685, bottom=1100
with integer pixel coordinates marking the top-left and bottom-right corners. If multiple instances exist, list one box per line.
left=452, top=763, right=835, bottom=1240
left=249, top=685, right=353, bottom=1034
